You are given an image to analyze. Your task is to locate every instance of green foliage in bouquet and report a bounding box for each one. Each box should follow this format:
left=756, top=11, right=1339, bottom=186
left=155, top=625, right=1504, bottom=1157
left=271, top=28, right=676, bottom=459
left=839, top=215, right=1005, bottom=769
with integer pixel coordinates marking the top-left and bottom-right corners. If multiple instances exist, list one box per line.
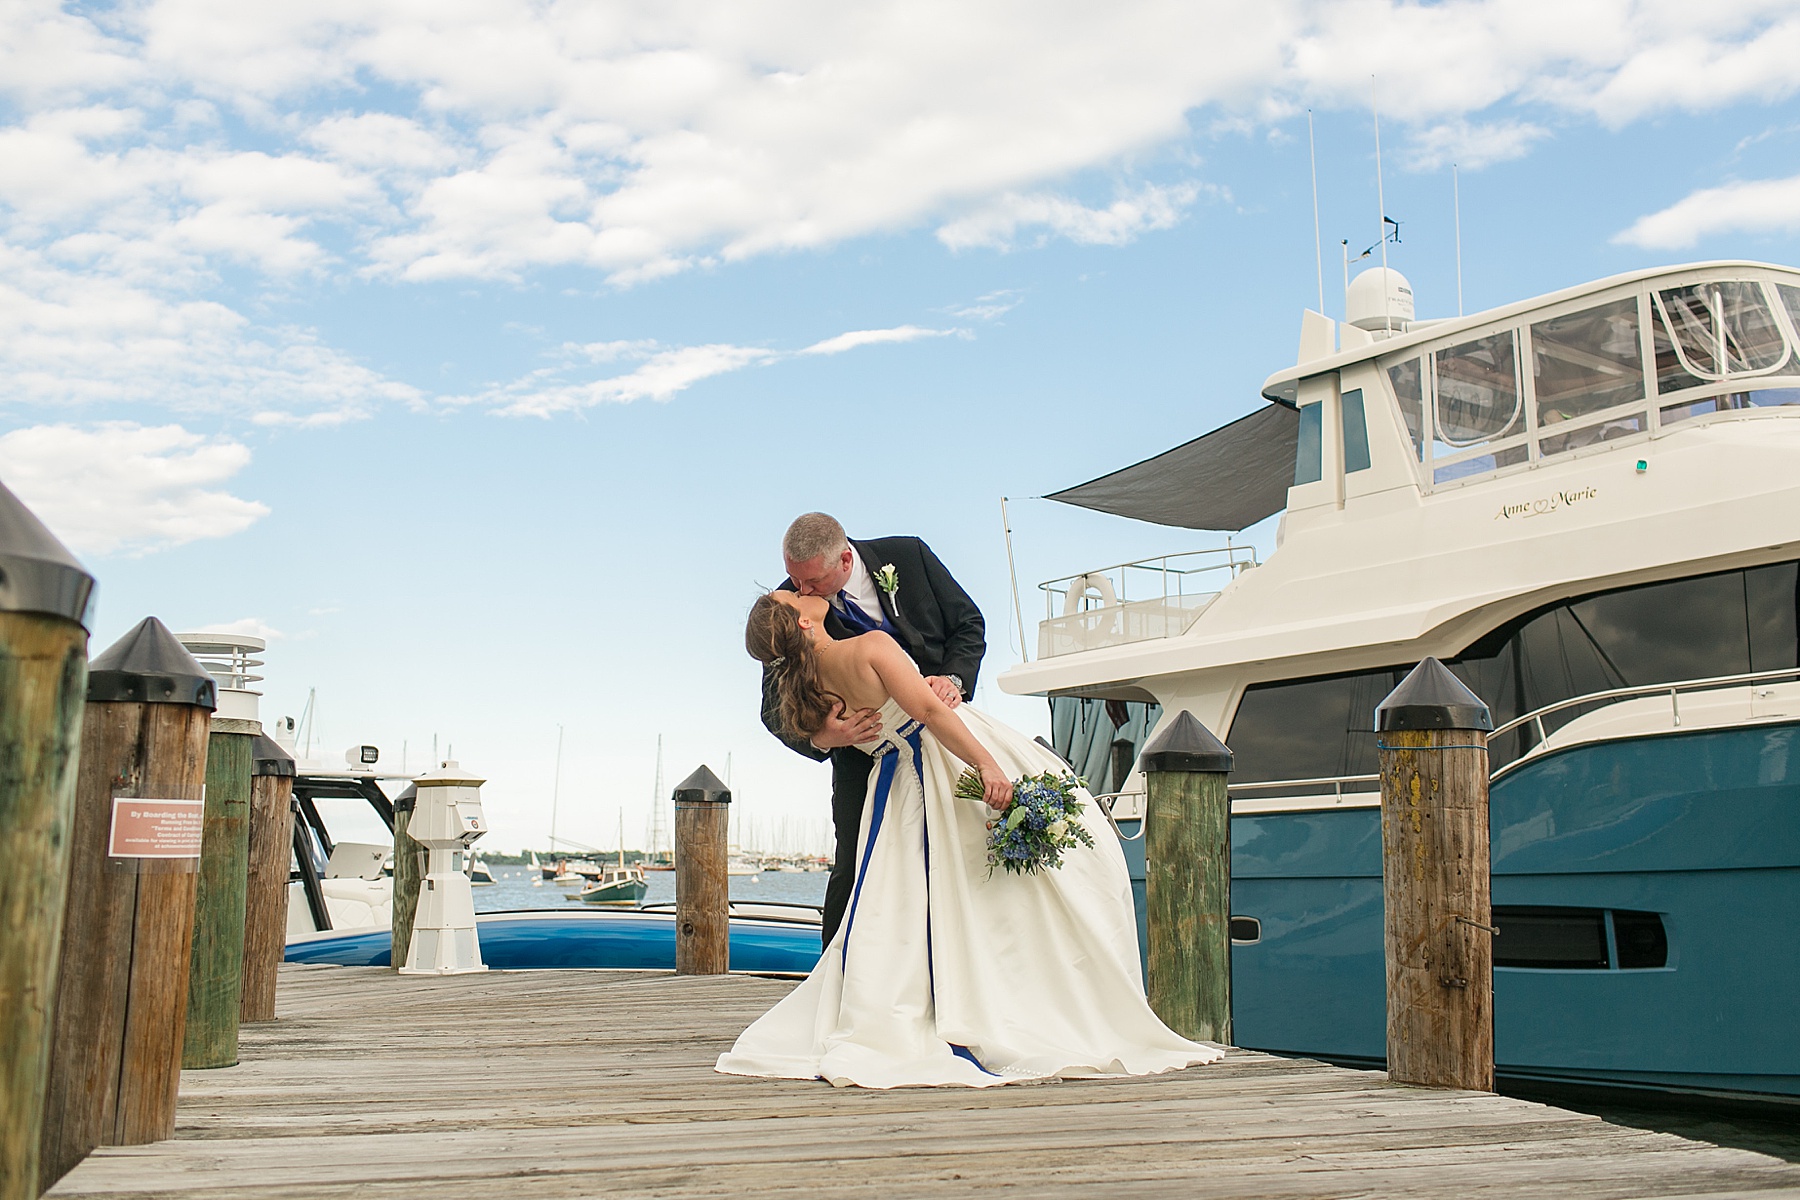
left=954, top=767, right=1096, bottom=876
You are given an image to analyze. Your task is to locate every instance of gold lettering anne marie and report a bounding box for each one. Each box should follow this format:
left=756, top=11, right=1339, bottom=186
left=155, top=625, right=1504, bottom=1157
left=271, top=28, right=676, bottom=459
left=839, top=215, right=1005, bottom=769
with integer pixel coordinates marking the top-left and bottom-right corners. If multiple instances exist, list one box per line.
left=1495, top=485, right=1598, bottom=520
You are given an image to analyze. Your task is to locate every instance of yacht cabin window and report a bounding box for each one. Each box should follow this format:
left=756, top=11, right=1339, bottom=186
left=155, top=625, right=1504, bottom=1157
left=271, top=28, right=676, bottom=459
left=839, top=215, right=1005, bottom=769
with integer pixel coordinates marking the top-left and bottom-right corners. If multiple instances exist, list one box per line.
left=1387, top=359, right=1426, bottom=461
left=1293, top=402, right=1323, bottom=485
left=1341, top=389, right=1372, bottom=474
left=1226, top=560, right=1800, bottom=782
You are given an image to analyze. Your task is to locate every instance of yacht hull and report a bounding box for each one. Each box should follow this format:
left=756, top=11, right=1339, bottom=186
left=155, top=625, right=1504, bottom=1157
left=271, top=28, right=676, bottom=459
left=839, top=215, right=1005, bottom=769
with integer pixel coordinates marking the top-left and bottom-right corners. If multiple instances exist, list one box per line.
left=1123, top=721, right=1800, bottom=1097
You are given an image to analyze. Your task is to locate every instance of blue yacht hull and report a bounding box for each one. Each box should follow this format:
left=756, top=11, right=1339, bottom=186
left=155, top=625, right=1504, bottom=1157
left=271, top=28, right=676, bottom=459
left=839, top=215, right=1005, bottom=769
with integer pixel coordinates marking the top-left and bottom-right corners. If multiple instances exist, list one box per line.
left=1129, top=722, right=1800, bottom=1097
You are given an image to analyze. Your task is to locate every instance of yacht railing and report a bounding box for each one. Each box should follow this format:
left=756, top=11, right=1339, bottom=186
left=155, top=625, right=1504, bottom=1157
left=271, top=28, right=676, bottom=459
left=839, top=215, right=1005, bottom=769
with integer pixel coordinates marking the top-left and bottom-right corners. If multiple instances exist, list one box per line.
left=1211, top=665, right=1800, bottom=808
left=1226, top=774, right=1382, bottom=809
left=1488, top=664, right=1800, bottom=773
left=1037, top=546, right=1259, bottom=659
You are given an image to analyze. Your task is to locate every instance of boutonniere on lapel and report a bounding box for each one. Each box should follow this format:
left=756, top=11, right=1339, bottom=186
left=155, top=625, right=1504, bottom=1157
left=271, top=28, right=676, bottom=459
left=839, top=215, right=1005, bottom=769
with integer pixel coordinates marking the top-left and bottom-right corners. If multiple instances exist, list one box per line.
left=875, top=563, right=900, bottom=597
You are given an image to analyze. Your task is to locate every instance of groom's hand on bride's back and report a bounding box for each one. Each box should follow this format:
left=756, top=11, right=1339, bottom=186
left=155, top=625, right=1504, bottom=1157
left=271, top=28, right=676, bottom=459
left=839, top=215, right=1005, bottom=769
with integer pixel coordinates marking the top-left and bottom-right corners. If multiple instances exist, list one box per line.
left=810, top=703, right=883, bottom=752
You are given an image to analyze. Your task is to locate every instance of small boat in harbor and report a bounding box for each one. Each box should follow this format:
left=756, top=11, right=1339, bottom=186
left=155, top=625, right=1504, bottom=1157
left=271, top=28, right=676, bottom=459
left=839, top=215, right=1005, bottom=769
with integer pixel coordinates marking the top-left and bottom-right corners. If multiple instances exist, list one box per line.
left=579, top=866, right=648, bottom=904
left=468, top=854, right=495, bottom=886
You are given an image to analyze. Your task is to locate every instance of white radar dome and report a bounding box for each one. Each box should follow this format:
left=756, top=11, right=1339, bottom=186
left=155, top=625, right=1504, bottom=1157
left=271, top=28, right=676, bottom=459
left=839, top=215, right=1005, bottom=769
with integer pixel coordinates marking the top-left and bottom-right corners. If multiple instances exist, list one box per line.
left=1346, top=267, right=1415, bottom=333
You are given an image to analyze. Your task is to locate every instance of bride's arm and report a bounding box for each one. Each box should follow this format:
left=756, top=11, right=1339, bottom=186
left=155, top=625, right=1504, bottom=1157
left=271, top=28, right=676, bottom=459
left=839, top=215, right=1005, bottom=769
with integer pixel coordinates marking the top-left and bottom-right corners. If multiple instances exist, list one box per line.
left=864, top=635, right=1011, bottom=810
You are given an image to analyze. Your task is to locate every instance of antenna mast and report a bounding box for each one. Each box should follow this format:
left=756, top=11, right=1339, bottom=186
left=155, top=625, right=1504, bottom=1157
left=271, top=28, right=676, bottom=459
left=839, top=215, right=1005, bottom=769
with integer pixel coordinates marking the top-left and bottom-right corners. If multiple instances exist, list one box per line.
left=1308, top=109, right=1325, bottom=315
left=1453, top=163, right=1465, bottom=316
left=1371, top=77, right=1391, bottom=335
left=1001, top=497, right=1028, bottom=663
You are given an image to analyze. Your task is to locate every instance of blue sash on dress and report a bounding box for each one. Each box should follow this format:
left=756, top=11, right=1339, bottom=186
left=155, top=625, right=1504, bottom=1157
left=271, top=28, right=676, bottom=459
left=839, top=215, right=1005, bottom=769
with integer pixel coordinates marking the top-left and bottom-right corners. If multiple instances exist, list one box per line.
left=840, top=717, right=997, bottom=1076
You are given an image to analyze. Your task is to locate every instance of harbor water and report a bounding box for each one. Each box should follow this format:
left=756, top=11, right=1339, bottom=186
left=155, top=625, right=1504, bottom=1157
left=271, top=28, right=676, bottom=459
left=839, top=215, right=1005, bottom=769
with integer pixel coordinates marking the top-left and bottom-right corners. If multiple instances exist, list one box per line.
left=473, top=865, right=828, bottom=913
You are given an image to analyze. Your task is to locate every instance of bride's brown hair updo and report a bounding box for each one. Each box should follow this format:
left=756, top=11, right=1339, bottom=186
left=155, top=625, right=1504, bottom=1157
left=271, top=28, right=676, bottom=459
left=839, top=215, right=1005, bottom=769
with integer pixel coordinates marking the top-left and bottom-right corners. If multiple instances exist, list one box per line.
left=745, top=592, right=847, bottom=740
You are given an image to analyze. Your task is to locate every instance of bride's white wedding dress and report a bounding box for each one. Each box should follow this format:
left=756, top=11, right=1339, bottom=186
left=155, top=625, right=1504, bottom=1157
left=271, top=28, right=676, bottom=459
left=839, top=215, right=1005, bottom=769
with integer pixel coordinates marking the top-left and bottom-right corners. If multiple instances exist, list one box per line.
left=716, top=696, right=1224, bottom=1088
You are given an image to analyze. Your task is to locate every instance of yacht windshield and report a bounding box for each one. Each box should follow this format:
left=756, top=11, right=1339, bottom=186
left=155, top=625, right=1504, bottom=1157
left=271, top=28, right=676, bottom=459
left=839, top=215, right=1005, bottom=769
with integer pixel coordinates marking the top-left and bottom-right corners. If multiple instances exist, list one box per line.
left=1654, top=282, right=1788, bottom=386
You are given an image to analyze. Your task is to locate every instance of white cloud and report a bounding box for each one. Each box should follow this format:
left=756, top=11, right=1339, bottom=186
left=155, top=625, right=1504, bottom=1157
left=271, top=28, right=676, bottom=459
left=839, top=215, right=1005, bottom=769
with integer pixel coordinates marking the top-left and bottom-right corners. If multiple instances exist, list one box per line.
left=948, top=290, right=1022, bottom=321
left=482, top=322, right=962, bottom=416
left=799, top=325, right=957, bottom=356
left=192, top=616, right=285, bottom=641
left=938, top=183, right=1210, bottom=251
left=0, top=2, right=1798, bottom=426
left=0, top=243, right=421, bottom=425
left=1614, top=174, right=1800, bottom=249
left=1402, top=119, right=1549, bottom=171
left=0, top=422, right=268, bottom=555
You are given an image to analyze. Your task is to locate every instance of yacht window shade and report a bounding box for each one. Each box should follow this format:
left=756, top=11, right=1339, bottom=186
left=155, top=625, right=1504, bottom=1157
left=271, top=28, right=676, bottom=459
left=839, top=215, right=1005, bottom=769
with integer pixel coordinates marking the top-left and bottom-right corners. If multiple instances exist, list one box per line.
left=1045, top=402, right=1301, bottom=532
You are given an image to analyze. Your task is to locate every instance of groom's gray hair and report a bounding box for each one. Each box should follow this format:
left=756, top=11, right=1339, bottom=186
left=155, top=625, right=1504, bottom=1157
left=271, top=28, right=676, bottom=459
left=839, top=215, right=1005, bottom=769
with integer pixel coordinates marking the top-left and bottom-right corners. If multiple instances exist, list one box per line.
left=783, top=512, right=848, bottom=565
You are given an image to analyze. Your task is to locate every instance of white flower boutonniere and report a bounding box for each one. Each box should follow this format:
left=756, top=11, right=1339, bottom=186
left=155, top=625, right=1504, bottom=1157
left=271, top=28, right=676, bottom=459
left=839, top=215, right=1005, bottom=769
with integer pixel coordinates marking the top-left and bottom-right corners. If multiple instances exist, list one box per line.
left=875, top=563, right=900, bottom=596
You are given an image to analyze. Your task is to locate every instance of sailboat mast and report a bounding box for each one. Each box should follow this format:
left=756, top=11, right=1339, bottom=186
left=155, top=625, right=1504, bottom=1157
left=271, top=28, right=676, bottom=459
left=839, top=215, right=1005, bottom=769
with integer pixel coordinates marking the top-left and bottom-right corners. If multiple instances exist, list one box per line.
left=550, top=724, right=564, bottom=853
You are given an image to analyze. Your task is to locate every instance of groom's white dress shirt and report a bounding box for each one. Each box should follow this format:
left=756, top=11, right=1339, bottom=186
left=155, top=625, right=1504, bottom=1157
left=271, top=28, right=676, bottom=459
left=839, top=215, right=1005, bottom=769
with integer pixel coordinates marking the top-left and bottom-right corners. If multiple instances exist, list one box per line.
left=834, top=551, right=883, bottom=619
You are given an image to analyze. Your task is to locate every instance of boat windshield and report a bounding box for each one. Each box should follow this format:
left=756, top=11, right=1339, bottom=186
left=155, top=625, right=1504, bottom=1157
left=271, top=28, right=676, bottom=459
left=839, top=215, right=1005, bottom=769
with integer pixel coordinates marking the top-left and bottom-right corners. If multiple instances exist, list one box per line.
left=1382, top=276, right=1800, bottom=490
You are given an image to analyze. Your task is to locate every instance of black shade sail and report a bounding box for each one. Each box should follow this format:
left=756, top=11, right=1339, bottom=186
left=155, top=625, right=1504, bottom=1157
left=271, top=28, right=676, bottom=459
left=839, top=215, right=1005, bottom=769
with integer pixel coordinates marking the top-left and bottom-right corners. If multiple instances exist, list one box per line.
left=1045, top=402, right=1300, bottom=531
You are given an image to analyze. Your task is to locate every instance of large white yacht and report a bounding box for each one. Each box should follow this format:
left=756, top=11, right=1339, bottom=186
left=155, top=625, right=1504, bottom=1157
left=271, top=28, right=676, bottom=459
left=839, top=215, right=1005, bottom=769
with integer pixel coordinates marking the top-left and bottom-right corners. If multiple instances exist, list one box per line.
left=1000, top=261, right=1800, bottom=1098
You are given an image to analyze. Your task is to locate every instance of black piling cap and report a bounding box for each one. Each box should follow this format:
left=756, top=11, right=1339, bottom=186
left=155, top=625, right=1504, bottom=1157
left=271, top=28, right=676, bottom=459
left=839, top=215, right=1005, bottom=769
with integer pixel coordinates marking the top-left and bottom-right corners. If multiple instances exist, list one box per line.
left=1375, top=657, right=1494, bottom=732
left=673, top=765, right=731, bottom=804
left=251, top=732, right=296, bottom=778
left=0, top=476, right=95, bottom=629
left=87, top=617, right=217, bottom=709
left=1139, top=710, right=1233, bottom=774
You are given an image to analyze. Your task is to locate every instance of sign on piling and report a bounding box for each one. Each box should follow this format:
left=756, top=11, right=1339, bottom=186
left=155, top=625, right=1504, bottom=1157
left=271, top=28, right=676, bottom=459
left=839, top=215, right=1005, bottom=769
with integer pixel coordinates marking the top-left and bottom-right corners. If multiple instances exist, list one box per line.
left=674, top=766, right=730, bottom=975
left=0, top=479, right=94, bottom=1200
left=1141, top=710, right=1234, bottom=1044
left=1375, top=657, right=1495, bottom=1092
left=40, top=618, right=215, bottom=1189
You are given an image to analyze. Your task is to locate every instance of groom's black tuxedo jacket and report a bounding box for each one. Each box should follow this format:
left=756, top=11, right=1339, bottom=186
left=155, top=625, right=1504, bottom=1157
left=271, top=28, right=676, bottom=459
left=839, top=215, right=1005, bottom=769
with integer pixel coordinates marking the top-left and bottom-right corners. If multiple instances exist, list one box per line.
left=760, top=536, right=986, bottom=761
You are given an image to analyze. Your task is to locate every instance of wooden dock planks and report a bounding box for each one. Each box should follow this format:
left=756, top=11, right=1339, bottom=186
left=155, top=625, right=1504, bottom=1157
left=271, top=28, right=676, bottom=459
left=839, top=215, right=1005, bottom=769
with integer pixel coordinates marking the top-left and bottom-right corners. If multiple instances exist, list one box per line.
left=47, top=965, right=1800, bottom=1199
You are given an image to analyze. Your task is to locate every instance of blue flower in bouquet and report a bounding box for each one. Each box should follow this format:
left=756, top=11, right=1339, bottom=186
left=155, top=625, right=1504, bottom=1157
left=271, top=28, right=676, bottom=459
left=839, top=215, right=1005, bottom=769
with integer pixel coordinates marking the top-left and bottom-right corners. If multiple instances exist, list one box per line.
left=954, top=768, right=1096, bottom=876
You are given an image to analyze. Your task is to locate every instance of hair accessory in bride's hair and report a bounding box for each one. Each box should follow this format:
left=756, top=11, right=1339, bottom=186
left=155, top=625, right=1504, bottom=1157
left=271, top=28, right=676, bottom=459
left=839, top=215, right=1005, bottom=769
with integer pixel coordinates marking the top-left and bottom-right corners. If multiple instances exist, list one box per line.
left=769, top=655, right=786, bottom=667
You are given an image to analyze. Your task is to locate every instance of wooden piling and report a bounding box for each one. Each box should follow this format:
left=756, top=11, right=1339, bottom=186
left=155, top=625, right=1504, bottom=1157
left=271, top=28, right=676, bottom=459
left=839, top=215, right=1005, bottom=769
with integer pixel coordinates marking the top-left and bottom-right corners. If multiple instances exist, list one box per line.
left=1375, top=657, right=1495, bottom=1092
left=39, top=619, right=215, bottom=1190
left=183, top=719, right=256, bottom=1070
left=0, top=479, right=94, bottom=1200
left=240, top=734, right=295, bottom=1023
left=389, top=784, right=422, bottom=972
left=673, top=766, right=730, bottom=975
left=1140, top=710, right=1234, bottom=1044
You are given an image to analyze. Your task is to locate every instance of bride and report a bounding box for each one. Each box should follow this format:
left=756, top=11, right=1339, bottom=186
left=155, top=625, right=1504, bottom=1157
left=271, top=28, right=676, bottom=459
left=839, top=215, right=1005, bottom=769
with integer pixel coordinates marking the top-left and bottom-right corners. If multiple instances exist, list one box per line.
left=716, top=589, right=1222, bottom=1088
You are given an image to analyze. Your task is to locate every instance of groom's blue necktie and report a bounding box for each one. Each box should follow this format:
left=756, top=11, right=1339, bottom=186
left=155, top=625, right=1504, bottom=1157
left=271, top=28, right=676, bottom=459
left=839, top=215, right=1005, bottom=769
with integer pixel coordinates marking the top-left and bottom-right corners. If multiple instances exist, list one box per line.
left=837, top=591, right=894, bottom=636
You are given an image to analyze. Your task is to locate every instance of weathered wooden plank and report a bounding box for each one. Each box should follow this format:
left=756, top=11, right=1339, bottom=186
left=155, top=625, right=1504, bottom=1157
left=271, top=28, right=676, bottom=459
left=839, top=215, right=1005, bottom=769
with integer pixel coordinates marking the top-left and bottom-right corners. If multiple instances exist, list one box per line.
left=45, top=967, right=1800, bottom=1200
left=183, top=726, right=252, bottom=1069
left=239, top=770, right=293, bottom=1022
left=43, top=698, right=208, bottom=1188
left=1378, top=667, right=1495, bottom=1094
left=0, top=610, right=87, bottom=1200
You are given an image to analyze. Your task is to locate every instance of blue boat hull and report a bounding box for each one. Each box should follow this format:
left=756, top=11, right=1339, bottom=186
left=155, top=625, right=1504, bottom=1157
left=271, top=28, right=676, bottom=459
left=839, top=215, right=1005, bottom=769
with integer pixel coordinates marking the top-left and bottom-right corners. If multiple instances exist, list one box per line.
left=286, top=909, right=823, bottom=974
left=1192, top=722, right=1800, bottom=1097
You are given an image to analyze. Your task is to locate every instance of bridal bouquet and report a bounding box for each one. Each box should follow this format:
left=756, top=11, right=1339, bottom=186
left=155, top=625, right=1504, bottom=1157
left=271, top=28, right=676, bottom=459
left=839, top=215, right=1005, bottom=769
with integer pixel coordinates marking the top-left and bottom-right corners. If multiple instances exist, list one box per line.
left=954, top=768, right=1095, bottom=876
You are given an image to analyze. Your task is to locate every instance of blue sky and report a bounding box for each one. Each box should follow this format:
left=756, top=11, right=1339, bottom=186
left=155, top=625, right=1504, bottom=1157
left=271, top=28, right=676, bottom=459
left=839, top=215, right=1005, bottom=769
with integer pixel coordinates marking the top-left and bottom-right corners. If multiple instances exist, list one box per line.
left=6, top=1, right=1800, bottom=853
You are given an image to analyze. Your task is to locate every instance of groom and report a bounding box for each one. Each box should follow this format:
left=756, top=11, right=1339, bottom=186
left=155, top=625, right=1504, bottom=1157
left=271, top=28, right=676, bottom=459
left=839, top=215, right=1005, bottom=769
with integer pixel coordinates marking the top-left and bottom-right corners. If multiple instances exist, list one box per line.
left=763, top=512, right=986, bottom=947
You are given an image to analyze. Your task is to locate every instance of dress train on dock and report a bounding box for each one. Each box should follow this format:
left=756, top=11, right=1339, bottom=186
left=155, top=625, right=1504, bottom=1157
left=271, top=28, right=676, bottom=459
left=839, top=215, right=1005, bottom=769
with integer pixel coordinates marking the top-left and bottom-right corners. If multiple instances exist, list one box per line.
left=716, top=699, right=1222, bottom=1089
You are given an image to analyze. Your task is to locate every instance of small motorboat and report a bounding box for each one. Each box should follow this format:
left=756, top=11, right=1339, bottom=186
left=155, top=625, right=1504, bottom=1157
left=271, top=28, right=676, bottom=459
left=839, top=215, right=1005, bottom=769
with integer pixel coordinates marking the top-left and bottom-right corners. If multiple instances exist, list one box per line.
left=578, top=865, right=648, bottom=905
left=468, top=854, right=496, bottom=886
